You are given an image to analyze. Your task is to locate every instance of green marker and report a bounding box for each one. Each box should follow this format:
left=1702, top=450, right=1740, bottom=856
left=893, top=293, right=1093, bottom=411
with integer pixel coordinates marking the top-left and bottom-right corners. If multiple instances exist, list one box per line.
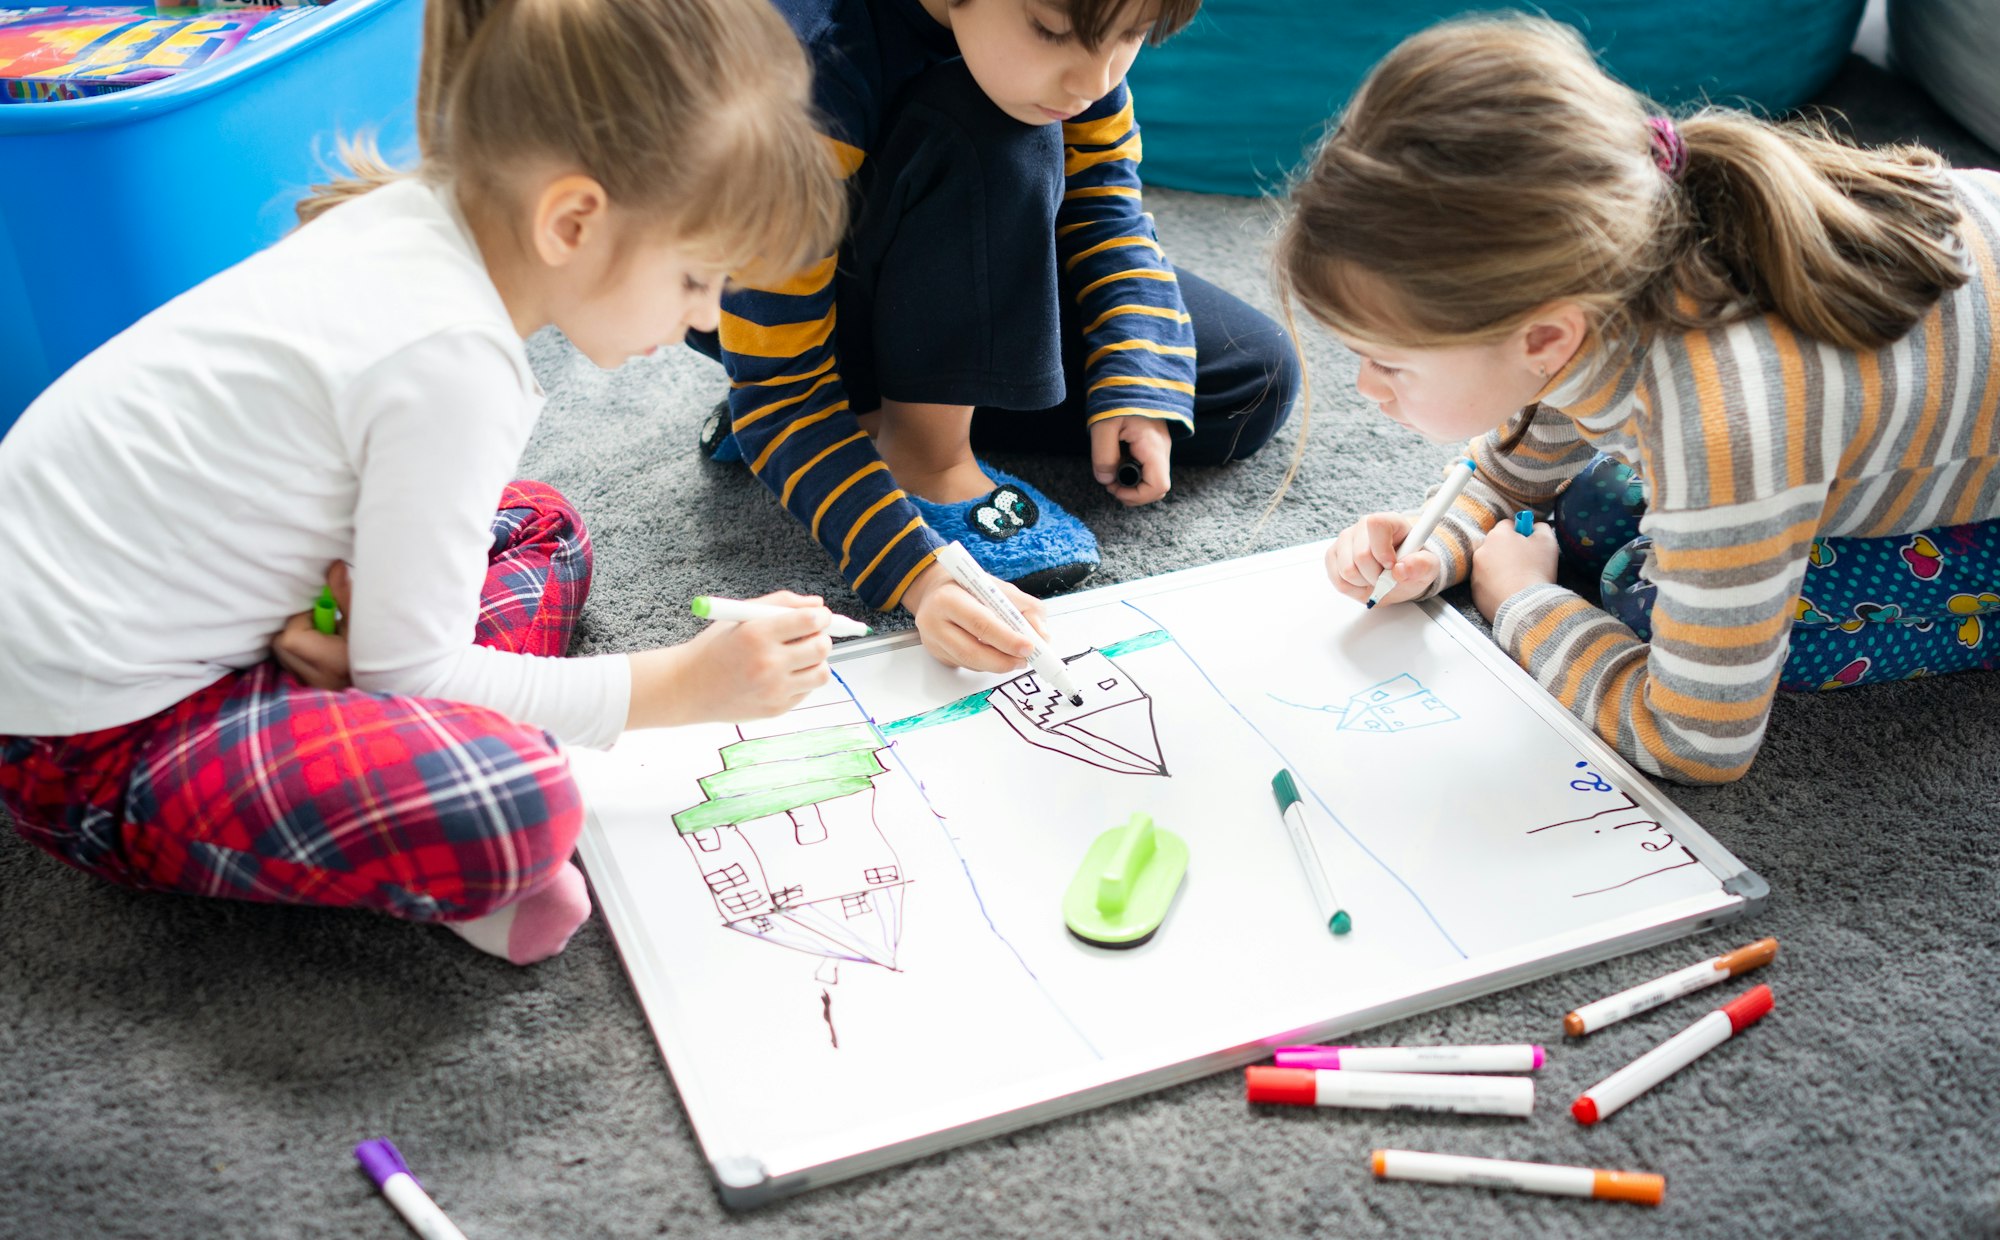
left=691, top=595, right=870, bottom=638
left=1272, top=769, right=1351, bottom=936
left=311, top=586, right=339, bottom=636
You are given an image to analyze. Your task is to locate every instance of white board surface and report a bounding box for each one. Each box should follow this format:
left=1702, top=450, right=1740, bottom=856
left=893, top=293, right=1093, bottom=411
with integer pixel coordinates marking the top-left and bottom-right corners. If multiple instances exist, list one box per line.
left=572, top=542, right=1763, bottom=1206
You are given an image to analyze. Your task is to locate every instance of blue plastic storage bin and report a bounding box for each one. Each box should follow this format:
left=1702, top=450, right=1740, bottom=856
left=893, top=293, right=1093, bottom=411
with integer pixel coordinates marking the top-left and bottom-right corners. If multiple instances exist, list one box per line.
left=0, top=0, right=420, bottom=436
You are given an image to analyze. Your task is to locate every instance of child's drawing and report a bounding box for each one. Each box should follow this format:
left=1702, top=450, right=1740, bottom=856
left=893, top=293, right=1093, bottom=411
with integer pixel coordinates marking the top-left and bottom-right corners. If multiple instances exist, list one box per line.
left=1269, top=673, right=1460, bottom=733
left=673, top=707, right=906, bottom=972
left=1526, top=794, right=1700, bottom=898
left=880, top=633, right=1172, bottom=777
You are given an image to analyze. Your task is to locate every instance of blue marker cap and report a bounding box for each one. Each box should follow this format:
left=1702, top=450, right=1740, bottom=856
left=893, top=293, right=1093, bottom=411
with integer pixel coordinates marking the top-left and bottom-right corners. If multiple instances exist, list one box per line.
left=1514, top=509, right=1535, bottom=536
left=355, top=1139, right=414, bottom=1189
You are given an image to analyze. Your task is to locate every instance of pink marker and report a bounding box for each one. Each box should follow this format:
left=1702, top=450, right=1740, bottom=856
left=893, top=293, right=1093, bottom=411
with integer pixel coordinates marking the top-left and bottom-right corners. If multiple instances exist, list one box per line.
left=1276, top=1044, right=1544, bottom=1073
left=1572, top=985, right=1773, bottom=1124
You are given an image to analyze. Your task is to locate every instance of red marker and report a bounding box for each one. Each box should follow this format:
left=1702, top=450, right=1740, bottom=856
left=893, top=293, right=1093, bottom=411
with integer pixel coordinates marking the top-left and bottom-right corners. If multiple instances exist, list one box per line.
left=1571, top=984, right=1773, bottom=1124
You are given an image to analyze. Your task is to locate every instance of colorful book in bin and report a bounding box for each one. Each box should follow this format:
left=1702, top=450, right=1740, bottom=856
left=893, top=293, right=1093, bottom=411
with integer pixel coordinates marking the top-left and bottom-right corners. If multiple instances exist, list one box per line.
left=0, top=4, right=327, bottom=103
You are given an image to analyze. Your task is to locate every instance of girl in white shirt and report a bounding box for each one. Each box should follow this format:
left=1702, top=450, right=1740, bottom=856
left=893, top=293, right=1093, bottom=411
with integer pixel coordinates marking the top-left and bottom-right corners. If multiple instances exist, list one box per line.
left=0, top=0, right=845, bottom=964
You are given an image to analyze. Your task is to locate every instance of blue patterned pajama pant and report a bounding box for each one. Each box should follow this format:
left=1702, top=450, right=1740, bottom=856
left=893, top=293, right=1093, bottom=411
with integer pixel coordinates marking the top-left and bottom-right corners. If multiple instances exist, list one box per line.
left=1551, top=454, right=2000, bottom=691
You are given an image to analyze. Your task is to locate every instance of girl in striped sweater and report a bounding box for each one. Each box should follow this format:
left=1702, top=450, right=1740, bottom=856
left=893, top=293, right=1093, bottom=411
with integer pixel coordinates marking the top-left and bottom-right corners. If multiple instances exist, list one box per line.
left=1282, top=15, right=2000, bottom=784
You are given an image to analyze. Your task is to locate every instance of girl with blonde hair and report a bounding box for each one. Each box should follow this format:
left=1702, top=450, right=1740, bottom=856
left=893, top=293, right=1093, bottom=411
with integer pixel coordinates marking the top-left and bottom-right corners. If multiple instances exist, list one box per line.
left=1285, top=14, right=2000, bottom=784
left=0, top=0, right=845, bottom=961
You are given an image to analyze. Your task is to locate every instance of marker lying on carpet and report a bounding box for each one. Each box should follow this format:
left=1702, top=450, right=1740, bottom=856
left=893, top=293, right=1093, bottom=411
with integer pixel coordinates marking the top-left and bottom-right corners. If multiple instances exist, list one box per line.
left=1571, top=984, right=1773, bottom=1124
left=1365, top=457, right=1478, bottom=609
left=935, top=540, right=1084, bottom=705
left=1271, top=769, right=1350, bottom=935
left=1248, top=1067, right=1533, bottom=1116
left=355, top=1139, right=469, bottom=1240
left=1564, top=937, right=1779, bottom=1036
left=1371, top=1149, right=1664, bottom=1206
left=690, top=595, right=871, bottom=638
left=1277, top=1044, right=1543, bottom=1073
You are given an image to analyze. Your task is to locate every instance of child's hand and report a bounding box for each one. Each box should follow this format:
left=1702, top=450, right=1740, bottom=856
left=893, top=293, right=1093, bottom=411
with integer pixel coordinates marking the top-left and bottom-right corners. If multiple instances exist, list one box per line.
left=1326, top=513, right=1440, bottom=607
left=903, top=563, right=1048, bottom=673
left=273, top=561, right=352, bottom=689
left=630, top=592, right=834, bottom=727
left=1471, top=519, right=1559, bottom=622
left=1090, top=415, right=1172, bottom=506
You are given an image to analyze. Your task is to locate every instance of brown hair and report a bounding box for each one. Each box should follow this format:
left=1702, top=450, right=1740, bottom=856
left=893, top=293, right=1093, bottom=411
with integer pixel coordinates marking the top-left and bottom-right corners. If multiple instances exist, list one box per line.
left=950, top=0, right=1201, bottom=51
left=297, top=0, right=843, bottom=277
left=1277, top=13, right=1968, bottom=359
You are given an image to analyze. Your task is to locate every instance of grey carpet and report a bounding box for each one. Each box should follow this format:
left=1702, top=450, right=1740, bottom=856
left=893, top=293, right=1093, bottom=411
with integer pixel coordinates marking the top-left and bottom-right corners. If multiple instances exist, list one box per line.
left=4, top=55, right=1998, bottom=1240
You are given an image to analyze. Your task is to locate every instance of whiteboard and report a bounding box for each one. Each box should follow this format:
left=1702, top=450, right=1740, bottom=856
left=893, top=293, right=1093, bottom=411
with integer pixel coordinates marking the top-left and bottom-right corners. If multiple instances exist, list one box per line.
left=570, top=541, right=1765, bottom=1207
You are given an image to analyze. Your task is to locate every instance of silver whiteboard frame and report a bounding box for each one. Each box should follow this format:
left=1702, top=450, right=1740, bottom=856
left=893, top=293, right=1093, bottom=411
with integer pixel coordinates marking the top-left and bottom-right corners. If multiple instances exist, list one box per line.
left=575, top=540, right=1766, bottom=1208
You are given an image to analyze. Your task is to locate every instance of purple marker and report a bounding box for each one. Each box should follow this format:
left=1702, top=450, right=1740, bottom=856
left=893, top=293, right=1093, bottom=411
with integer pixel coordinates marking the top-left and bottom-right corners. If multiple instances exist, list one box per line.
left=1275, top=1043, right=1545, bottom=1073
left=355, top=1139, right=468, bottom=1240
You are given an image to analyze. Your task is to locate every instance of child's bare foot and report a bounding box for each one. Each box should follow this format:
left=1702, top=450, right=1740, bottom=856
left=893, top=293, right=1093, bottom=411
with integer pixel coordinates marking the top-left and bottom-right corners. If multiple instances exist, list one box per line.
left=872, top=399, right=993, bottom=502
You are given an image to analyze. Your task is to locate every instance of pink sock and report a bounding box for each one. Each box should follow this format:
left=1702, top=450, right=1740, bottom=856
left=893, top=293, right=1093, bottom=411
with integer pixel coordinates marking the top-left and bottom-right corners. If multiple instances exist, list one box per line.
left=445, top=861, right=591, bottom=965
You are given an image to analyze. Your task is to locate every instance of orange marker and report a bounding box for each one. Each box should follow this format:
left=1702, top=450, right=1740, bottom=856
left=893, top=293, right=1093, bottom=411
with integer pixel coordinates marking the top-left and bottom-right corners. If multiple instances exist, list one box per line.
left=1564, top=937, right=1778, bottom=1036
left=1370, top=1150, right=1664, bottom=1205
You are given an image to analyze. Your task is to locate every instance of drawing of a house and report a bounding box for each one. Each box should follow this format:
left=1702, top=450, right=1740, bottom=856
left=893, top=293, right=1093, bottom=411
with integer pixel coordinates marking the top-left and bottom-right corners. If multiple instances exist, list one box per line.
left=673, top=720, right=907, bottom=970
left=987, top=648, right=1168, bottom=776
left=1335, top=674, right=1458, bottom=733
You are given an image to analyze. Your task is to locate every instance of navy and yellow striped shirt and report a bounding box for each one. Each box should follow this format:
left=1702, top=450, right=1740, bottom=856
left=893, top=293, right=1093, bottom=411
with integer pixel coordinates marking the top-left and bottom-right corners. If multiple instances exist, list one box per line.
left=722, top=0, right=1196, bottom=610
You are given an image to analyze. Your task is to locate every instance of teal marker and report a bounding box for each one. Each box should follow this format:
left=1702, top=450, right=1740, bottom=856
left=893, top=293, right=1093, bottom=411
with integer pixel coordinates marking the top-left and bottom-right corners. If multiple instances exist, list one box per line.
left=311, top=586, right=339, bottom=636
left=1514, top=509, right=1535, bottom=536
left=1271, top=769, right=1351, bottom=936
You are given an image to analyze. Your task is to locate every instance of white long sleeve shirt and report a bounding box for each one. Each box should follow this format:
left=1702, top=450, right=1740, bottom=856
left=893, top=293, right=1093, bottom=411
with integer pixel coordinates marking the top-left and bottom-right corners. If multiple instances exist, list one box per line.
left=0, top=179, right=630, bottom=746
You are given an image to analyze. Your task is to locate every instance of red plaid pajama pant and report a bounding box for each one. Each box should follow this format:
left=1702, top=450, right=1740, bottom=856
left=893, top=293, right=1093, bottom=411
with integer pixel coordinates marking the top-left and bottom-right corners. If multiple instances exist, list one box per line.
left=0, top=481, right=593, bottom=923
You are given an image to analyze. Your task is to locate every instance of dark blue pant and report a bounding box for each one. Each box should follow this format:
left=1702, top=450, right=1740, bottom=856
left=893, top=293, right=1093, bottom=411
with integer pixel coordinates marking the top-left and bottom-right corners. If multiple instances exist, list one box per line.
left=690, top=59, right=1297, bottom=466
left=1554, top=454, right=2000, bottom=691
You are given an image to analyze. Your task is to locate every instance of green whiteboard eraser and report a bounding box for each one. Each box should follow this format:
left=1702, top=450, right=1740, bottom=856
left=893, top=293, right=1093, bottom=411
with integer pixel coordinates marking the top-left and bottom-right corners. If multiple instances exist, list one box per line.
left=1063, top=812, right=1188, bottom=949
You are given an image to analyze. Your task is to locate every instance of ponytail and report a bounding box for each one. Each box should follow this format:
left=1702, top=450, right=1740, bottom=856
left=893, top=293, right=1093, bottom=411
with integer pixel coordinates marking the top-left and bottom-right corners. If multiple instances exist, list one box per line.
left=1644, top=113, right=1967, bottom=353
left=1279, top=13, right=1970, bottom=362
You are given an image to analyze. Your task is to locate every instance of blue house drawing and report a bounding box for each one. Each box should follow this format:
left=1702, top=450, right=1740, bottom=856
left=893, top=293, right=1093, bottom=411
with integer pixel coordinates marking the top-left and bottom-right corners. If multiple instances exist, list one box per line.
left=1338, top=674, right=1457, bottom=732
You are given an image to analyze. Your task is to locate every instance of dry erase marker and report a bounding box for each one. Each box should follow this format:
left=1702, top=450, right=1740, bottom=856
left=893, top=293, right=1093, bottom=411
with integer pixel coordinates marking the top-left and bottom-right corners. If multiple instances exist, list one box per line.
left=312, top=585, right=339, bottom=636
left=1571, top=984, right=1773, bottom=1124
left=1371, top=1150, right=1665, bottom=1206
left=1277, top=1044, right=1543, bottom=1073
left=1247, top=1067, right=1533, bottom=1116
left=1365, top=457, right=1478, bottom=609
left=1270, top=769, right=1349, bottom=935
left=1115, top=446, right=1144, bottom=489
left=1564, top=937, right=1778, bottom=1036
left=690, top=595, right=871, bottom=638
left=355, top=1140, right=469, bottom=1240
left=934, top=541, right=1084, bottom=705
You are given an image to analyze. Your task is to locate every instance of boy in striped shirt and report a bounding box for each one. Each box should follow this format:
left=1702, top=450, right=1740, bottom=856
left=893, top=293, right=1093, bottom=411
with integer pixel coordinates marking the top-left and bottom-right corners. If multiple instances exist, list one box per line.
left=689, top=0, right=1298, bottom=674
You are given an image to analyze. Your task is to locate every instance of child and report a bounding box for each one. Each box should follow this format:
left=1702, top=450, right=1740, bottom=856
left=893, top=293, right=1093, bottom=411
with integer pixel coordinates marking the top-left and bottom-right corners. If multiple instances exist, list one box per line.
left=0, top=0, right=847, bottom=962
left=689, top=0, right=1302, bottom=676
left=1285, top=15, right=2000, bottom=785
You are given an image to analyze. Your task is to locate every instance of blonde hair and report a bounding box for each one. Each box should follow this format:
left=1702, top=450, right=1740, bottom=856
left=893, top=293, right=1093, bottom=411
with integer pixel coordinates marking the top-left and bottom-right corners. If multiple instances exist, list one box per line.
left=1277, top=13, right=1968, bottom=360
left=297, top=0, right=843, bottom=277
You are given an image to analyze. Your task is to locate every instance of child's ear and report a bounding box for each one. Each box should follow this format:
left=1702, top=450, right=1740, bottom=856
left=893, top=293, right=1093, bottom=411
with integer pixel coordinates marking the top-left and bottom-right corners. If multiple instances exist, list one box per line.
left=530, top=174, right=611, bottom=268
left=1521, top=300, right=1589, bottom=380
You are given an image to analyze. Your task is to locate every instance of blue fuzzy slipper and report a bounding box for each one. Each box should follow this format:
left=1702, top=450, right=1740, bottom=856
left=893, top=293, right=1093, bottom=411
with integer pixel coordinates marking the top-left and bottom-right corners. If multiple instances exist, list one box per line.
left=909, top=466, right=1098, bottom=597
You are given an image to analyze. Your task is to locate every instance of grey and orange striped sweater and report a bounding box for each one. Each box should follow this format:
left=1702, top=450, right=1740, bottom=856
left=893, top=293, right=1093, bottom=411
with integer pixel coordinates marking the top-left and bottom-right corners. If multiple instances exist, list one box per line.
left=721, top=0, right=1196, bottom=610
left=1421, top=168, right=2000, bottom=785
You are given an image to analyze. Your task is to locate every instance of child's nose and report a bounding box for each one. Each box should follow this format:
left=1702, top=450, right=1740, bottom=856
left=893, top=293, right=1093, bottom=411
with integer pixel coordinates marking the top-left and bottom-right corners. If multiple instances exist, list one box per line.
left=1065, top=51, right=1118, bottom=105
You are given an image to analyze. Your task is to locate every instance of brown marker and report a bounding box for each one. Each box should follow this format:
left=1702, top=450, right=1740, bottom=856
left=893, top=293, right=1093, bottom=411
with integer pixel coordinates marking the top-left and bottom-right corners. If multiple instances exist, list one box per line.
left=1564, top=937, right=1778, bottom=1036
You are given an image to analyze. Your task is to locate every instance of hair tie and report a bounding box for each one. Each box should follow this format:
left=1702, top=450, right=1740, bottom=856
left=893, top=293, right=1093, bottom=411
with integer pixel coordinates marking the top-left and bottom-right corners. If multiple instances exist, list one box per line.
left=1646, top=116, right=1687, bottom=182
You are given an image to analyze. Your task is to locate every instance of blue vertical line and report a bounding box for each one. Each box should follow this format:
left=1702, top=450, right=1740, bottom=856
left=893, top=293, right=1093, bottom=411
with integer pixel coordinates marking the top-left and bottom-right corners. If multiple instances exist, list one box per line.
left=827, top=667, right=1104, bottom=1058
left=1119, top=600, right=1467, bottom=959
